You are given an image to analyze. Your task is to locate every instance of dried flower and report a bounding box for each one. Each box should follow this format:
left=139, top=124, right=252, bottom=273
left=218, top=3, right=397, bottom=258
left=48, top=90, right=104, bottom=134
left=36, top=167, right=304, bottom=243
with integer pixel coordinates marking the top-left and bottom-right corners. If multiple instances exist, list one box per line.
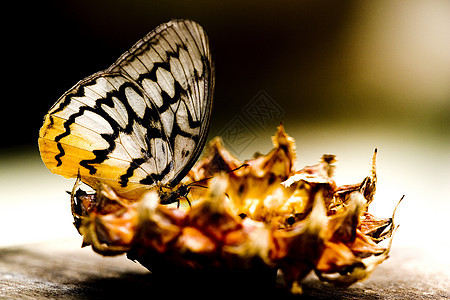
left=70, top=124, right=400, bottom=293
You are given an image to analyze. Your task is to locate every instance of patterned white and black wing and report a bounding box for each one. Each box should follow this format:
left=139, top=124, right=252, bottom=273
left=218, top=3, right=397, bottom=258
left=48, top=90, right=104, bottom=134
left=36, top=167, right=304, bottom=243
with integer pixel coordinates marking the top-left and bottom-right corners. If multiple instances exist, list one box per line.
left=39, top=19, right=214, bottom=199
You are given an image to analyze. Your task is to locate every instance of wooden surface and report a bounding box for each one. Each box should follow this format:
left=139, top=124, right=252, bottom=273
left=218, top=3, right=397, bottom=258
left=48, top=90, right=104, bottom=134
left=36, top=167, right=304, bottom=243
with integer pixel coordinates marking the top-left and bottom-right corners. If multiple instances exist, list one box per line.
left=0, top=238, right=448, bottom=299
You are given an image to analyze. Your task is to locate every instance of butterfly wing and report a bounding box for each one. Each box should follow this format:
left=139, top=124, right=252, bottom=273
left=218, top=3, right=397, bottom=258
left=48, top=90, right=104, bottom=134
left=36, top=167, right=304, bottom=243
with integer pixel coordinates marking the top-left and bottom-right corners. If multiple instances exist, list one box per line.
left=109, top=19, right=214, bottom=187
left=39, top=19, right=214, bottom=199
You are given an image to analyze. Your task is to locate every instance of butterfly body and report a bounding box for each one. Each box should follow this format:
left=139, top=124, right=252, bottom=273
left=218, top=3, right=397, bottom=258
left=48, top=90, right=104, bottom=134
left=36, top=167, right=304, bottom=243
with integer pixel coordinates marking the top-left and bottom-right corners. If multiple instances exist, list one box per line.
left=39, top=20, right=214, bottom=200
left=158, top=183, right=192, bottom=207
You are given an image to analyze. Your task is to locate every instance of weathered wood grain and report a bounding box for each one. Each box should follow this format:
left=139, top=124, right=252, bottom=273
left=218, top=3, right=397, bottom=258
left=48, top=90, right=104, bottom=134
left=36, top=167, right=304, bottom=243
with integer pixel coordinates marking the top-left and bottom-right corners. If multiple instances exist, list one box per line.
left=0, top=238, right=448, bottom=299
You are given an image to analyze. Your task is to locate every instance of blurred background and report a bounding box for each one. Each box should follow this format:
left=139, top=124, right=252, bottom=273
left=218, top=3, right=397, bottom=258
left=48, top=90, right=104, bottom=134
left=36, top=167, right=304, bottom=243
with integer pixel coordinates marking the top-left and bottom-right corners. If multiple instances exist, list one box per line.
left=1, top=0, right=449, bottom=269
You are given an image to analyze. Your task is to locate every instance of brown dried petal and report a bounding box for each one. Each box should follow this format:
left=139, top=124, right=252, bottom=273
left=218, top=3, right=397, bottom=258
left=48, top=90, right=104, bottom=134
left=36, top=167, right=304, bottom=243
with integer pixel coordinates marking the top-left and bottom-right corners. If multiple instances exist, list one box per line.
left=245, top=124, right=296, bottom=179
left=316, top=242, right=361, bottom=273
left=360, top=211, right=392, bottom=239
left=187, top=176, right=242, bottom=241
left=135, top=191, right=185, bottom=253
left=274, top=189, right=328, bottom=286
left=328, top=192, right=366, bottom=243
left=349, top=231, right=387, bottom=257
left=177, top=226, right=217, bottom=254
left=187, top=137, right=242, bottom=181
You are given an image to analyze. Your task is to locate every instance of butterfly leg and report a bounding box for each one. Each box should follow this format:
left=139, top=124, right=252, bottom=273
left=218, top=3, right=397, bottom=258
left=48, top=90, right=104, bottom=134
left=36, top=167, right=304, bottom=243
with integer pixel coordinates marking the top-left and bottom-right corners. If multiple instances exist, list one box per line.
left=185, top=187, right=192, bottom=207
left=184, top=195, right=192, bottom=208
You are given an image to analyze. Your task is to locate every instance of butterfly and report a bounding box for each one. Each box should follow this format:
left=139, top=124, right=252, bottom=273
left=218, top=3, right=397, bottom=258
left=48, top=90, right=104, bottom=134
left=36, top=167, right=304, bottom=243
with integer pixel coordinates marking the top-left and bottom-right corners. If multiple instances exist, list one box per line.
left=39, top=19, right=214, bottom=201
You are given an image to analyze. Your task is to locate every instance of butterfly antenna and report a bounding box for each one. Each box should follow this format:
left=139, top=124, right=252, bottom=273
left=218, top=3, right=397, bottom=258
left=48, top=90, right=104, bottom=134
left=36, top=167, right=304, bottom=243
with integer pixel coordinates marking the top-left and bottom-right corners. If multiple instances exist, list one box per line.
left=188, top=184, right=209, bottom=189
left=188, top=163, right=249, bottom=186
left=227, top=163, right=249, bottom=173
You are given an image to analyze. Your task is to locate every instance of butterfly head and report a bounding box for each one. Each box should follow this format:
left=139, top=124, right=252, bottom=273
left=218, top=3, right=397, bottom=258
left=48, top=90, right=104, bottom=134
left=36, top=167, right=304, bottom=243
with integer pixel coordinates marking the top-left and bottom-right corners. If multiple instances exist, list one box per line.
left=158, top=183, right=192, bottom=207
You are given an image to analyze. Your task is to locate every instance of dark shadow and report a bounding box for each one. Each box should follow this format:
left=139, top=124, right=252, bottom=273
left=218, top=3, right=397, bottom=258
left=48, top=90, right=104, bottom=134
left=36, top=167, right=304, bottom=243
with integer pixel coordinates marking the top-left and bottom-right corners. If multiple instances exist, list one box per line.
left=65, top=270, right=384, bottom=299
left=69, top=270, right=287, bottom=299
